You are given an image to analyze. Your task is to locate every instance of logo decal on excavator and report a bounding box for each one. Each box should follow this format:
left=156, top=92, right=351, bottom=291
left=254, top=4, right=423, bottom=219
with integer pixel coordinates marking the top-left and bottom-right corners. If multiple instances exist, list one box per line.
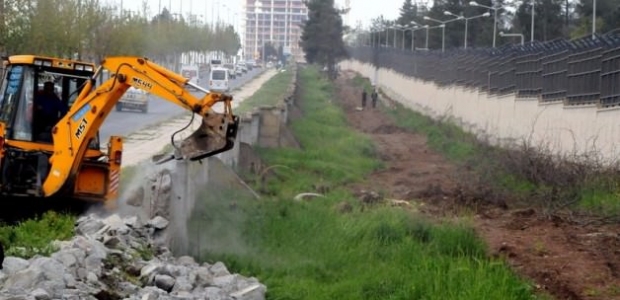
left=75, top=118, right=88, bottom=139
left=72, top=103, right=91, bottom=122
left=132, top=77, right=153, bottom=91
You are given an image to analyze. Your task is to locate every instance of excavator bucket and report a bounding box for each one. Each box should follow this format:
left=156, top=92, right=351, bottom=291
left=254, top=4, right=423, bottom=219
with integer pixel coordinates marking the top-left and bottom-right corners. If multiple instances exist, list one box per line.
left=177, top=112, right=239, bottom=161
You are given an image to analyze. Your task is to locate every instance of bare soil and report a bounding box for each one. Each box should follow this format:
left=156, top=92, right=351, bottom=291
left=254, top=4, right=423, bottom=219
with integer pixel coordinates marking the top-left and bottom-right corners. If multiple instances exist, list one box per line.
left=336, top=70, right=620, bottom=300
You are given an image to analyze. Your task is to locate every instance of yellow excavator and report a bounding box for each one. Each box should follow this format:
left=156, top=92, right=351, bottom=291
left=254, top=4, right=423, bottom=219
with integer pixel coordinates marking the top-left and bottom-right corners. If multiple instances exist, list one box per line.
left=0, top=55, right=239, bottom=212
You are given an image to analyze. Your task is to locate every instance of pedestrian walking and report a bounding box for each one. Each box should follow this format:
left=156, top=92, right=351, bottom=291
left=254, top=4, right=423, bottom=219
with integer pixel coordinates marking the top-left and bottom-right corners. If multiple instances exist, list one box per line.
left=371, top=89, right=378, bottom=108
left=361, top=89, right=367, bottom=108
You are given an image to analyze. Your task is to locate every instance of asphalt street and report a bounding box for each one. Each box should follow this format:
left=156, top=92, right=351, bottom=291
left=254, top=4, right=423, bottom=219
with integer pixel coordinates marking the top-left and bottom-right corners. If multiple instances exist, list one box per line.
left=99, top=68, right=262, bottom=144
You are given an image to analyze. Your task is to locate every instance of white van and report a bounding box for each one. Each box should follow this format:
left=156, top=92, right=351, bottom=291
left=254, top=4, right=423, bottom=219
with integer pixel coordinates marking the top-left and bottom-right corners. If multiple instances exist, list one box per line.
left=209, top=67, right=229, bottom=92
left=181, top=65, right=200, bottom=89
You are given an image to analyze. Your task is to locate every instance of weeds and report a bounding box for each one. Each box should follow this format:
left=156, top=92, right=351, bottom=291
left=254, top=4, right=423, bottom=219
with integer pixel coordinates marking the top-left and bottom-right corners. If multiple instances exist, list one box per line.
left=378, top=87, right=620, bottom=221
left=194, top=66, right=538, bottom=300
left=0, top=211, right=75, bottom=258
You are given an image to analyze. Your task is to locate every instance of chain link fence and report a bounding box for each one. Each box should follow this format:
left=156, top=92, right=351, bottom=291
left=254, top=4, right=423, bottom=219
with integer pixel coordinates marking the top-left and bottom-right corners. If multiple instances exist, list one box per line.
left=349, top=30, right=620, bottom=108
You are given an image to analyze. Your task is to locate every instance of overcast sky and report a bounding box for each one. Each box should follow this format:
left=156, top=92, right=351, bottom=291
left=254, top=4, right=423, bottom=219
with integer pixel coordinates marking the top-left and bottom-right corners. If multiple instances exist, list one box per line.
left=107, top=0, right=406, bottom=28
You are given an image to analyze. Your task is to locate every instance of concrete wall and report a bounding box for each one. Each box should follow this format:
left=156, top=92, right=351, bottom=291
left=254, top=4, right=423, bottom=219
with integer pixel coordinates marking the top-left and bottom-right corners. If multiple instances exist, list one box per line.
left=136, top=65, right=300, bottom=255
left=217, top=65, right=299, bottom=170
left=341, top=60, right=620, bottom=165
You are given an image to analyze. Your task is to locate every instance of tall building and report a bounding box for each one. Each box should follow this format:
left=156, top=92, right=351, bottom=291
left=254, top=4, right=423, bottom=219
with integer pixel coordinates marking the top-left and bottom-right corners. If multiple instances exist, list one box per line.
left=242, top=0, right=308, bottom=62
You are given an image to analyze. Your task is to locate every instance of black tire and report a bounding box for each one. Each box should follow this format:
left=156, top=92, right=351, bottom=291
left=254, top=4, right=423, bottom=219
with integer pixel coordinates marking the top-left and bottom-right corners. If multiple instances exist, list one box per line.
left=116, top=104, right=123, bottom=112
left=142, top=105, right=148, bottom=113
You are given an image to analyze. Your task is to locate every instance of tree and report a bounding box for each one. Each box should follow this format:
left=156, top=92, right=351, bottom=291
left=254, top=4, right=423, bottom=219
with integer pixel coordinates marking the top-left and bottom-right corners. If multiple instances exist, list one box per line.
left=425, top=0, right=507, bottom=50
left=396, top=0, right=419, bottom=50
left=572, top=0, right=619, bottom=38
left=513, top=0, right=564, bottom=42
left=300, top=0, right=348, bottom=73
left=0, top=0, right=242, bottom=68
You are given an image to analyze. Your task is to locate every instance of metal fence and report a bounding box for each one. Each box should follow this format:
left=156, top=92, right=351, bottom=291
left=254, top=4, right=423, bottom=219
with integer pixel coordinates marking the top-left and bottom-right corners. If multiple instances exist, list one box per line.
left=349, top=30, right=620, bottom=108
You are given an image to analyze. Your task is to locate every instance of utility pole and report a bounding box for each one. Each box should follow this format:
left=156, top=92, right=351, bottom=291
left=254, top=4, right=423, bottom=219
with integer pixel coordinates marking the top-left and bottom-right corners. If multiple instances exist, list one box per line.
left=531, top=0, right=535, bottom=42
left=592, top=0, right=597, bottom=39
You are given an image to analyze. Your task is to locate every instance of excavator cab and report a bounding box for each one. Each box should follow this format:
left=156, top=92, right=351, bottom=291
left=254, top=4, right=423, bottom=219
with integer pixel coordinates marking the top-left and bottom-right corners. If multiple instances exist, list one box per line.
left=0, top=56, right=104, bottom=200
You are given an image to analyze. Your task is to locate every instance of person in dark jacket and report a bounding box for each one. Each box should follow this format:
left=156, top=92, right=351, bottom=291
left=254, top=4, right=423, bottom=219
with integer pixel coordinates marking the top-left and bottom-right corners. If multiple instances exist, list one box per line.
left=361, top=89, right=367, bottom=108
left=371, top=89, right=378, bottom=108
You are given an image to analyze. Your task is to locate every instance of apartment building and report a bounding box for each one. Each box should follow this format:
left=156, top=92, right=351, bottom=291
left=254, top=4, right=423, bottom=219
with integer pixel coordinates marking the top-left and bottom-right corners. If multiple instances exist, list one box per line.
left=242, top=0, right=308, bottom=62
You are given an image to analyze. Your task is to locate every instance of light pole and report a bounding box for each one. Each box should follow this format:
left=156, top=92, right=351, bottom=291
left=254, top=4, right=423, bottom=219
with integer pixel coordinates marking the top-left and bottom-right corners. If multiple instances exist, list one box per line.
left=423, top=24, right=445, bottom=50
left=254, top=1, right=263, bottom=61
left=499, top=31, right=524, bottom=46
left=391, top=25, right=411, bottom=50
left=592, top=0, right=597, bottom=39
left=391, top=25, right=398, bottom=48
left=402, top=21, right=419, bottom=51
left=531, top=0, right=535, bottom=42
left=423, top=15, right=462, bottom=53
left=383, top=25, right=389, bottom=48
left=411, top=26, right=426, bottom=51
left=469, top=1, right=503, bottom=48
left=444, top=11, right=490, bottom=49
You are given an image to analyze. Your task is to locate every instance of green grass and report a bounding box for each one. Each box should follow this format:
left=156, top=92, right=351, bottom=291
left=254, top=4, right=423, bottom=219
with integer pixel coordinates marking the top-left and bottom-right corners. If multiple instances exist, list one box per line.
left=372, top=76, right=620, bottom=215
left=0, top=211, right=75, bottom=258
left=235, top=67, right=295, bottom=115
left=191, top=66, right=537, bottom=300
left=0, top=156, right=146, bottom=259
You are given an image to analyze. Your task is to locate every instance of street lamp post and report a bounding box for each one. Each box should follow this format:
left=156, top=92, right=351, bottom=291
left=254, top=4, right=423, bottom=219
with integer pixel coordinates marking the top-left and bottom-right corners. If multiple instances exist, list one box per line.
left=392, top=26, right=398, bottom=48
left=403, top=21, right=419, bottom=51
left=531, top=0, right=535, bottom=42
left=423, top=24, right=444, bottom=49
left=444, top=11, right=490, bottom=49
left=254, top=1, right=263, bottom=61
left=384, top=25, right=389, bottom=48
left=423, top=15, right=462, bottom=53
left=391, top=25, right=413, bottom=50
left=592, top=0, right=597, bottom=39
left=469, top=1, right=503, bottom=48
left=409, top=26, right=426, bottom=51
left=499, top=31, right=524, bottom=45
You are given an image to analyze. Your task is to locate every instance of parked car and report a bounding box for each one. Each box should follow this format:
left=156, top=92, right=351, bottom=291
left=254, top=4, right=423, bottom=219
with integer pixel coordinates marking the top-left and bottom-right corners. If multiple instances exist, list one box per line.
left=116, top=87, right=149, bottom=113
left=223, top=63, right=236, bottom=79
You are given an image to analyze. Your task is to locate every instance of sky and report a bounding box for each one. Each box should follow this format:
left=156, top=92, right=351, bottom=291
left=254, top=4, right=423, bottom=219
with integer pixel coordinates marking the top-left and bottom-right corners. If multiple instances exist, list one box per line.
left=106, top=0, right=405, bottom=28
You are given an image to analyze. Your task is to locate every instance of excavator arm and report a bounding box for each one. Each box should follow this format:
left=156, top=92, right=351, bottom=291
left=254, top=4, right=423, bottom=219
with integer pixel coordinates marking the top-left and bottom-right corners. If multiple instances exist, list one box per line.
left=42, top=57, right=239, bottom=197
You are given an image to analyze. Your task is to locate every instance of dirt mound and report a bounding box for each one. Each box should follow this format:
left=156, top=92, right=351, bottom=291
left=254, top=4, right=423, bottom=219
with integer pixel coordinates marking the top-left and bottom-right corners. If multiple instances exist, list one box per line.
left=335, top=73, right=620, bottom=300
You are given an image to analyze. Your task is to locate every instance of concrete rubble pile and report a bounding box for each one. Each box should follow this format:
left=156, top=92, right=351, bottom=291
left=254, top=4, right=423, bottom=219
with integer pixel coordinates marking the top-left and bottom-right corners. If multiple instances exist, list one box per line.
left=0, top=214, right=266, bottom=300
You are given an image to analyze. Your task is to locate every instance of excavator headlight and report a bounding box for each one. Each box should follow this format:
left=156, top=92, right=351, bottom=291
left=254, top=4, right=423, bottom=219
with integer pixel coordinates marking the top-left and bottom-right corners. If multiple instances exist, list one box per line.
left=34, top=59, right=53, bottom=67
left=75, top=64, right=84, bottom=71
left=84, top=65, right=94, bottom=72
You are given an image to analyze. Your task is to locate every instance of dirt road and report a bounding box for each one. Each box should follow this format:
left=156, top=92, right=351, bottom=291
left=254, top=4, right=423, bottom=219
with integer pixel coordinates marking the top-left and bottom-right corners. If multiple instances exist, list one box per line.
left=337, top=71, right=620, bottom=300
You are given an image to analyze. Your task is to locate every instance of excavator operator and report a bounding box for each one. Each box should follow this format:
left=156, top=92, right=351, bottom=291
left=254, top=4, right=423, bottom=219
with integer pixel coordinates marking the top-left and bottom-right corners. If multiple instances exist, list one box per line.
left=33, top=81, right=67, bottom=142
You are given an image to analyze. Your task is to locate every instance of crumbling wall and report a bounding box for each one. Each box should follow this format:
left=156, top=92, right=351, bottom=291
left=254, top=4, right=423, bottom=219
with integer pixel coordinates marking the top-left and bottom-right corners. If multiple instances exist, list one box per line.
left=130, top=65, right=300, bottom=256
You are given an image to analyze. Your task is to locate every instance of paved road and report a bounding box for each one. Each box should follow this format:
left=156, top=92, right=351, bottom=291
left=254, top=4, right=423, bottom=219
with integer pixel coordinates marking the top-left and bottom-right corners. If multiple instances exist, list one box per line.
left=99, top=68, right=263, bottom=143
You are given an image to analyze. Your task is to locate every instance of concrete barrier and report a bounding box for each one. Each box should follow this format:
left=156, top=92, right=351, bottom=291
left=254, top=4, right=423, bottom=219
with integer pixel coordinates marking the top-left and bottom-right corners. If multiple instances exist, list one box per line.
left=217, top=65, right=299, bottom=171
left=341, top=59, right=620, bottom=165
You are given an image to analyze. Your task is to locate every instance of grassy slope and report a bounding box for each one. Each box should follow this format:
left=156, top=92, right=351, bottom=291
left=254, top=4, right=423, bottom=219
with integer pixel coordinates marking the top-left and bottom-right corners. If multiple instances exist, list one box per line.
left=194, top=66, right=536, bottom=300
